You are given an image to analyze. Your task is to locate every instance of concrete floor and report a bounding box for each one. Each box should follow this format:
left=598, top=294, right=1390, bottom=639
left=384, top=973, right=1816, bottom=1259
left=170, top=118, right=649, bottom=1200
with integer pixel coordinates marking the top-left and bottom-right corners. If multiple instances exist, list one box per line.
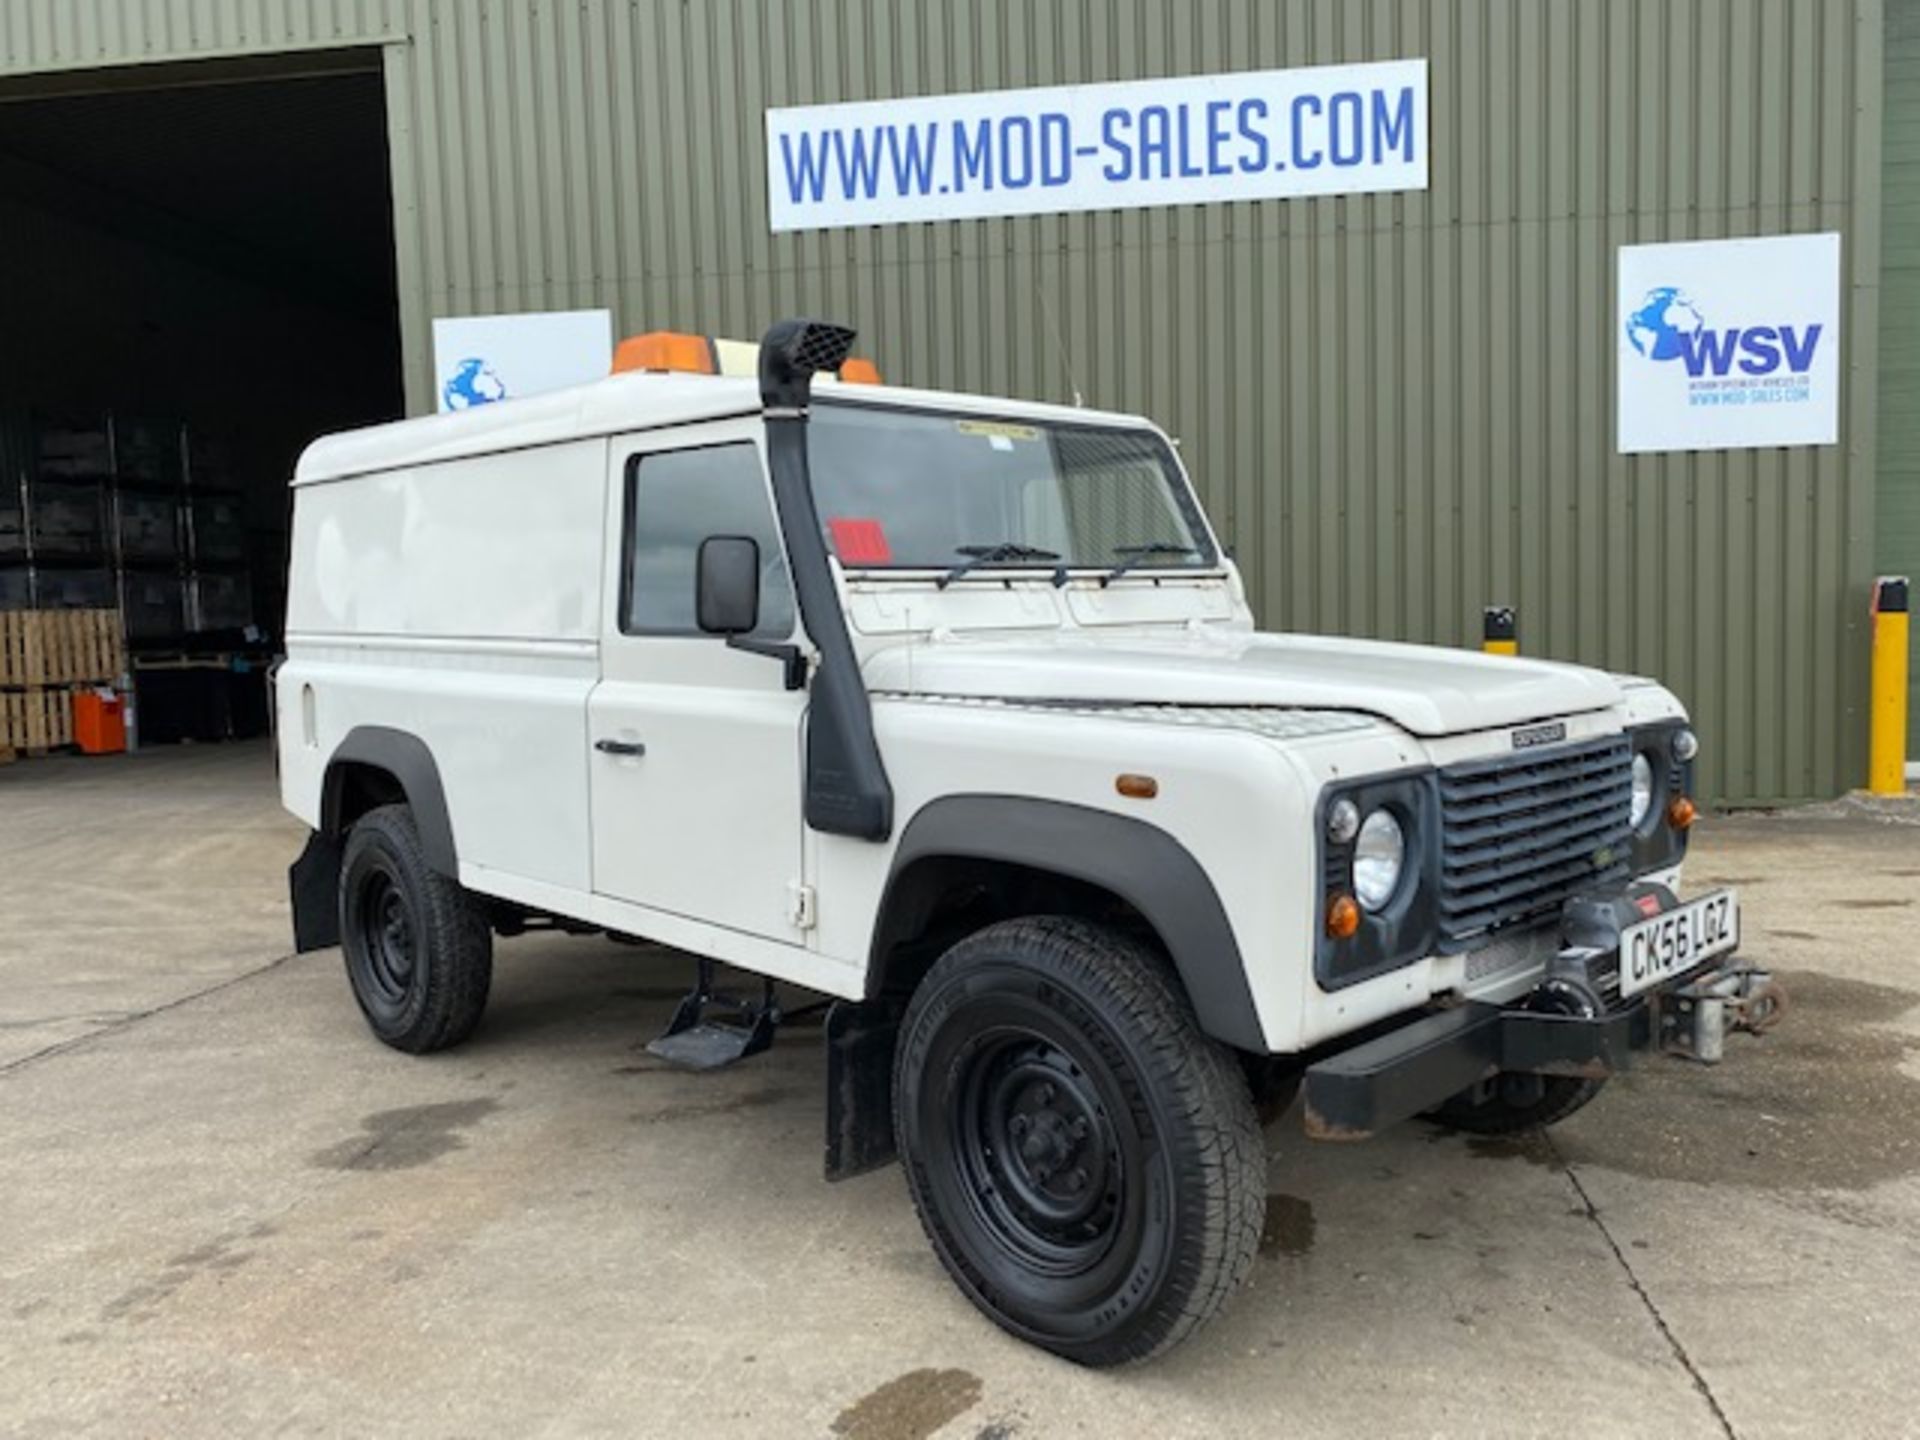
left=1, top=743, right=1917, bottom=1439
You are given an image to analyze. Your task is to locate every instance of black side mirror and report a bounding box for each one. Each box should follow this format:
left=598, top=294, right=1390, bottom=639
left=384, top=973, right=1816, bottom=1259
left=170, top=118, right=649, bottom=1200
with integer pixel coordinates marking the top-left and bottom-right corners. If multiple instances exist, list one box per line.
left=696, top=535, right=761, bottom=636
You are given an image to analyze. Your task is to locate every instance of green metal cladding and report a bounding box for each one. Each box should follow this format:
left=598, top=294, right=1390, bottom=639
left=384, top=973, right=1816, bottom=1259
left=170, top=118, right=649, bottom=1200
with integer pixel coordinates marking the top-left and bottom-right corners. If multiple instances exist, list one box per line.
left=0, top=0, right=1891, bottom=803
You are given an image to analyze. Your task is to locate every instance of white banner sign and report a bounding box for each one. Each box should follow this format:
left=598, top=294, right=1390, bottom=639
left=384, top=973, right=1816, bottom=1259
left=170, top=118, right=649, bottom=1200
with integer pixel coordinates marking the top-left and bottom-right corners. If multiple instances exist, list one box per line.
left=766, top=59, right=1427, bottom=232
left=432, top=309, right=613, bottom=414
left=1617, top=233, right=1842, bottom=454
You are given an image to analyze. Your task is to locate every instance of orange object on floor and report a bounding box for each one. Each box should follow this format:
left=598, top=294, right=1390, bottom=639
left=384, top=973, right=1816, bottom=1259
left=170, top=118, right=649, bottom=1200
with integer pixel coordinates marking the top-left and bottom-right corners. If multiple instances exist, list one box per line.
left=72, top=689, right=126, bottom=755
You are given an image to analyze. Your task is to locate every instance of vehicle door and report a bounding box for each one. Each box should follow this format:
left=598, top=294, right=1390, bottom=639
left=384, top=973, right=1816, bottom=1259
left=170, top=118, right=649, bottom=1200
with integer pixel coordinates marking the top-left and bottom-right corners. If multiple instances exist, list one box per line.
left=588, top=419, right=808, bottom=942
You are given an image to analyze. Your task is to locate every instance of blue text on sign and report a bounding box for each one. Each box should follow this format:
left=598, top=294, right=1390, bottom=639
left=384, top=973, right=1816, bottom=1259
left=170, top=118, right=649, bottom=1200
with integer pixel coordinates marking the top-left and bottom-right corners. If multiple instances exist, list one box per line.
left=765, top=59, right=1427, bottom=232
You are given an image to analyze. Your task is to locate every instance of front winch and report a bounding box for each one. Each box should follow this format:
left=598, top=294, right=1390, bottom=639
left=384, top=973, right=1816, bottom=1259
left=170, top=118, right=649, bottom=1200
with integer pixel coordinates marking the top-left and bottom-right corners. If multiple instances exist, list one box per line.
left=1655, top=961, right=1786, bottom=1063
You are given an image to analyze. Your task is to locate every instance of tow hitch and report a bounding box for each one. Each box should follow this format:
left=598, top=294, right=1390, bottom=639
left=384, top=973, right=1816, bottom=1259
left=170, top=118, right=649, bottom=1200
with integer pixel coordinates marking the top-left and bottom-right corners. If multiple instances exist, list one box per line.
left=1656, top=961, right=1786, bottom=1063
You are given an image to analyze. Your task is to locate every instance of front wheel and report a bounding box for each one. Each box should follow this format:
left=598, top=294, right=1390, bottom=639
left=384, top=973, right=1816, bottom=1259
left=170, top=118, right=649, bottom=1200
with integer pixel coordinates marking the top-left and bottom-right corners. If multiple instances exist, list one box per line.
left=893, top=917, right=1264, bottom=1367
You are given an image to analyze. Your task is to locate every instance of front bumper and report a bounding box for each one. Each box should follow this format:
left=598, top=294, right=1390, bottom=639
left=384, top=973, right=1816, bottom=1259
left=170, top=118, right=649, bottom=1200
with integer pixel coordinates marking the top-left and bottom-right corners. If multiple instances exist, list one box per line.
left=1301, top=886, right=1780, bottom=1141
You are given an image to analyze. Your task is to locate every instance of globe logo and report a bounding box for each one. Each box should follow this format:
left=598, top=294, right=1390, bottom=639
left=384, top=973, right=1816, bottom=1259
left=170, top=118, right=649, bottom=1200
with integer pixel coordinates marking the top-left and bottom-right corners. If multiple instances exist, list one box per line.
left=443, top=357, right=508, bottom=410
left=1625, top=286, right=1706, bottom=362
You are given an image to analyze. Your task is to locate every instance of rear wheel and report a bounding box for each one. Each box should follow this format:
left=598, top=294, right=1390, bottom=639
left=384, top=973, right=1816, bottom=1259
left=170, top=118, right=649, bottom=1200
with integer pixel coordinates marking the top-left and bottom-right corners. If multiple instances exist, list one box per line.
left=339, top=804, right=492, bottom=1053
left=893, top=917, right=1264, bottom=1367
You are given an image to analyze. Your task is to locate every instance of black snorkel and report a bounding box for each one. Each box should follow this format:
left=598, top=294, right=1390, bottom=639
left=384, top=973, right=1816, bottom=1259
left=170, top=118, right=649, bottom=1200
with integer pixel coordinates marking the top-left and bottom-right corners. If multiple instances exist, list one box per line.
left=758, top=319, right=894, bottom=841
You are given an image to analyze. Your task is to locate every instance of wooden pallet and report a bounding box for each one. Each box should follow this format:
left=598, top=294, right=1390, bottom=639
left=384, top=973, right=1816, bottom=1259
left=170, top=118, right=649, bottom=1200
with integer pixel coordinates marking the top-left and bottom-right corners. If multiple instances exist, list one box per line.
left=0, top=610, right=126, bottom=687
left=132, top=650, right=236, bottom=670
left=0, top=688, right=77, bottom=751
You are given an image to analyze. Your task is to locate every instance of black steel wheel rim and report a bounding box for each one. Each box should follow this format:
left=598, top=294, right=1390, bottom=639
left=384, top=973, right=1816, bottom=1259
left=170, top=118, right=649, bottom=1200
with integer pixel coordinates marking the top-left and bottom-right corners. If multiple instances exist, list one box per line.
left=951, top=1028, right=1127, bottom=1276
left=356, top=866, right=417, bottom=1005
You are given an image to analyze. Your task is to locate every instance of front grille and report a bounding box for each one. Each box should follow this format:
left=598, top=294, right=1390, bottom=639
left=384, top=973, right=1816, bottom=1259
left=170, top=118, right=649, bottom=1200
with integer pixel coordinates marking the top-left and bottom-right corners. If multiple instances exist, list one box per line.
left=1436, top=735, right=1633, bottom=953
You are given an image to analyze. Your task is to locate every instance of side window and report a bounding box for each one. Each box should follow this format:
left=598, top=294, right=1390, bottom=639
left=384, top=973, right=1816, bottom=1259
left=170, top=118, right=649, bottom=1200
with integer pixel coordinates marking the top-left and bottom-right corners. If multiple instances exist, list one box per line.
left=622, top=443, right=795, bottom=638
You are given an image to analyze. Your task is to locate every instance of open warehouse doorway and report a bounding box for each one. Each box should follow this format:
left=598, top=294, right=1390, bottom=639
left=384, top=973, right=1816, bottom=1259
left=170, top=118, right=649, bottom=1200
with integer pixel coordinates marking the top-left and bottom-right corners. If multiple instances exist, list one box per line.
left=0, top=51, right=402, bottom=749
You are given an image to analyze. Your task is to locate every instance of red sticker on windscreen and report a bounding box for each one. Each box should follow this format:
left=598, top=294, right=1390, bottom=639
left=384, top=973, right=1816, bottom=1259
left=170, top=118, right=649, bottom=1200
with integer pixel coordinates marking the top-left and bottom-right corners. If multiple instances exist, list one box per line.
left=828, top=517, right=892, bottom=564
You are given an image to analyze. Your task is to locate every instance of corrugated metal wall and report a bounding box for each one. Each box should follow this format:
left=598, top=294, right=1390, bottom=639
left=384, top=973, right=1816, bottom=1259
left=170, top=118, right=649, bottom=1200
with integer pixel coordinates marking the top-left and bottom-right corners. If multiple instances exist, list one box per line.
left=0, top=2, right=403, bottom=67
left=1, top=0, right=1887, bottom=803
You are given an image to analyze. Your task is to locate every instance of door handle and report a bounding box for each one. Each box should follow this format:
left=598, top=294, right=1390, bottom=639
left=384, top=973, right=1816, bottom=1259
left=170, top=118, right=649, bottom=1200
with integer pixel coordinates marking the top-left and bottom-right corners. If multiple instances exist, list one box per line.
left=595, top=738, right=646, bottom=757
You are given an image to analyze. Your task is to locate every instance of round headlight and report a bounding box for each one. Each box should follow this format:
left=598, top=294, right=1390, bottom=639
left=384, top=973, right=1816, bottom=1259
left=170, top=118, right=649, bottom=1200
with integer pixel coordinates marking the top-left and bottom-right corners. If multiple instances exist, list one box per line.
left=1672, top=727, right=1699, bottom=763
left=1327, top=797, right=1361, bottom=845
left=1353, top=810, right=1406, bottom=912
left=1630, top=752, right=1656, bottom=828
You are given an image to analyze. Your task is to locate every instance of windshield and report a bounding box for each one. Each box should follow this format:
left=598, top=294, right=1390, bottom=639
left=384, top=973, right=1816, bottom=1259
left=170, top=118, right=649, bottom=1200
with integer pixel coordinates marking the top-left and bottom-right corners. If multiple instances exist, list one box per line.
left=808, top=403, right=1215, bottom=574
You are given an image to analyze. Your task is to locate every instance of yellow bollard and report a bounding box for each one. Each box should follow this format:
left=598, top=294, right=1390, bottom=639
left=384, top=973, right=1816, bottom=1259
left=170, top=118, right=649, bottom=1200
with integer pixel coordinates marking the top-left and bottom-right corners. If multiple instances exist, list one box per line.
left=1483, top=606, right=1517, bottom=657
left=1869, top=576, right=1910, bottom=795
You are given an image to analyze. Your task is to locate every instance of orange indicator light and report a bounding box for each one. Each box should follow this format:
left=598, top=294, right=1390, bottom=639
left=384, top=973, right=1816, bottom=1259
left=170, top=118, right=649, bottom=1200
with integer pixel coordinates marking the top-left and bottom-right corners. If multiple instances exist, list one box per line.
left=1326, top=894, right=1361, bottom=940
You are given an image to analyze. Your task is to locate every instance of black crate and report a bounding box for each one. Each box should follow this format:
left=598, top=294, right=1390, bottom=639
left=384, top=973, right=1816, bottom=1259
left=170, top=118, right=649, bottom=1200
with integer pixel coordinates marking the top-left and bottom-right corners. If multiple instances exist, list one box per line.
left=26, top=480, right=105, bottom=559
left=122, top=571, right=187, bottom=639
left=135, top=666, right=228, bottom=744
left=117, top=492, right=180, bottom=562
left=228, top=663, right=270, bottom=739
left=187, top=494, right=246, bottom=564
left=188, top=570, right=253, bottom=632
left=0, top=498, right=23, bottom=561
left=115, top=419, right=183, bottom=486
left=33, top=417, right=112, bottom=479
left=1, top=567, right=117, bottom=610
left=184, top=430, right=239, bottom=494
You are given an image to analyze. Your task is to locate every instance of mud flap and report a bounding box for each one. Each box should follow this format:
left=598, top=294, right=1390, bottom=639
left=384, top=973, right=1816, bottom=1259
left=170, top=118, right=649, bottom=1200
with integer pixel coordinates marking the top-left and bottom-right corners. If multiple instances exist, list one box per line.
left=289, top=830, right=343, bottom=953
left=824, top=999, right=901, bottom=1180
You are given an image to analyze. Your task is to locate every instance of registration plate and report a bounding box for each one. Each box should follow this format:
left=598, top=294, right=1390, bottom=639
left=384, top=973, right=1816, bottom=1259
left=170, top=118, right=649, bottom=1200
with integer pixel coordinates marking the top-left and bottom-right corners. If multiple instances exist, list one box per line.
left=1618, top=890, right=1740, bottom=998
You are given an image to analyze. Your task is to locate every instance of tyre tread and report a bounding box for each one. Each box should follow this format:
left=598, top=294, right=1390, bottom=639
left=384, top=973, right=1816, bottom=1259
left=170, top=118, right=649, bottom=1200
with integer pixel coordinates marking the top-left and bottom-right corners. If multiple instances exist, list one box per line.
left=341, top=804, right=491, bottom=1053
left=895, top=915, right=1264, bottom=1366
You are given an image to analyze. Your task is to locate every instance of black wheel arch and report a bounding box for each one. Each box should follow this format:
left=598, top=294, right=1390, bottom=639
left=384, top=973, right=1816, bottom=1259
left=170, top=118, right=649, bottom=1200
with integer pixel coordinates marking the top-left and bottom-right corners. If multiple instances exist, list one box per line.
left=290, top=727, right=458, bottom=954
left=868, top=795, right=1268, bottom=1053
left=321, top=727, right=458, bottom=874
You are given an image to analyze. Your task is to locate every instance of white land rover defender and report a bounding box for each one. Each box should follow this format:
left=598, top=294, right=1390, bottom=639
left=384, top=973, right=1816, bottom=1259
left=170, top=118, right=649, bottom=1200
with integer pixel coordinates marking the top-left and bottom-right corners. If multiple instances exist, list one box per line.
left=278, top=320, right=1778, bottom=1366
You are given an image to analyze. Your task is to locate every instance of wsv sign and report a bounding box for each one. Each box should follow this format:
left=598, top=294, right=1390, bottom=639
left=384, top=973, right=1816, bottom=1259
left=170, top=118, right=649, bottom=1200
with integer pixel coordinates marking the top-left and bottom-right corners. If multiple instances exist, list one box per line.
left=1616, top=235, right=1841, bottom=455
left=1624, top=286, right=1823, bottom=377
left=1675, top=323, right=1822, bottom=378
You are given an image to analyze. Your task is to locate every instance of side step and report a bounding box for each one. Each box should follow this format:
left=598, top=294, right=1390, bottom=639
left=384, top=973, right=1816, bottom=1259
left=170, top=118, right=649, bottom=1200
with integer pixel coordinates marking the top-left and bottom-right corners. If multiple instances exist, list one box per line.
left=645, top=958, right=780, bottom=1071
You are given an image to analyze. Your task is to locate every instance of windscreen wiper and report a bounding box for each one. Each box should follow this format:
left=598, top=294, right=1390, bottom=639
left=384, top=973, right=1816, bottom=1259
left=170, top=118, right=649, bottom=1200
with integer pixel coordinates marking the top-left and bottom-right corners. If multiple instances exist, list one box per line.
left=1101, top=542, right=1198, bottom=587
left=937, top=542, right=1065, bottom=589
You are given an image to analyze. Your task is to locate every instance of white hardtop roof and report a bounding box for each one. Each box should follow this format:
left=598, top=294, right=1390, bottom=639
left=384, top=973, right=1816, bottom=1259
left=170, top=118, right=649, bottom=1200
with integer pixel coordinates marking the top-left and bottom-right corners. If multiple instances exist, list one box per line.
left=292, top=370, right=1157, bottom=486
